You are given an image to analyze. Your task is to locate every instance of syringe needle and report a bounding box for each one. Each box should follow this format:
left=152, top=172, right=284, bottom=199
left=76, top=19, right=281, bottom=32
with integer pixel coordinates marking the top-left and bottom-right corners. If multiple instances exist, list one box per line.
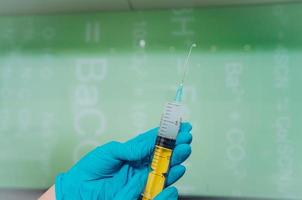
left=175, top=43, right=197, bottom=102
left=181, top=43, right=196, bottom=85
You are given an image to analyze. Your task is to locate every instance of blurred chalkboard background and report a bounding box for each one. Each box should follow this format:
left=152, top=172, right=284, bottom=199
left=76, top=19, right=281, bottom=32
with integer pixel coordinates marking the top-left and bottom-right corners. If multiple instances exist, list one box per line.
left=0, top=1, right=301, bottom=199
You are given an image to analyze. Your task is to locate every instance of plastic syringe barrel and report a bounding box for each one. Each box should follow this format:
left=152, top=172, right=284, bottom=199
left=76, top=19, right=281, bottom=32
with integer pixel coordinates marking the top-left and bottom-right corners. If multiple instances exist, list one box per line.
left=140, top=102, right=182, bottom=200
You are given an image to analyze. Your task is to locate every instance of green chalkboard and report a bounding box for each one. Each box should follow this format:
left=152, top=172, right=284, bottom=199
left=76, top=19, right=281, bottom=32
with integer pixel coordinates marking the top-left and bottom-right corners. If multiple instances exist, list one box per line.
left=0, top=3, right=301, bottom=199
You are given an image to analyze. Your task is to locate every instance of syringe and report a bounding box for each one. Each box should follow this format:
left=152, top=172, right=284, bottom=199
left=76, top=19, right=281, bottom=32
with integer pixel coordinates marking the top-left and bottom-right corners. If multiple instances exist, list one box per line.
left=141, top=43, right=196, bottom=200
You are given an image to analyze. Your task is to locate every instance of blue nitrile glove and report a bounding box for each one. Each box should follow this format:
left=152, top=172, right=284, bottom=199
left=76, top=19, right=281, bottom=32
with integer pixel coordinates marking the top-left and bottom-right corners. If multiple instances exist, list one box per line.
left=55, top=122, right=193, bottom=200
left=154, top=187, right=178, bottom=200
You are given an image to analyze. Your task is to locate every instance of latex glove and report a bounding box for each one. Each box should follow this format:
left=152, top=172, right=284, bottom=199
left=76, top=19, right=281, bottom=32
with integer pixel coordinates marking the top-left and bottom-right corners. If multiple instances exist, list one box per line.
left=55, top=122, right=193, bottom=200
left=154, top=187, right=178, bottom=200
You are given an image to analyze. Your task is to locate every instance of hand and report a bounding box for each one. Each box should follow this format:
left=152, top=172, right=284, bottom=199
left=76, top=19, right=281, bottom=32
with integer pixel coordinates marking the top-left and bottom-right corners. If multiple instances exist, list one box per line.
left=55, top=122, right=193, bottom=200
left=154, top=187, right=178, bottom=200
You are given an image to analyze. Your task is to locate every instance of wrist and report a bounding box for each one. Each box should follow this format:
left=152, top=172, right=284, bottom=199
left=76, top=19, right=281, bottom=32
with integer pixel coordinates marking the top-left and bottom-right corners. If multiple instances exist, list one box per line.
left=38, top=185, right=55, bottom=200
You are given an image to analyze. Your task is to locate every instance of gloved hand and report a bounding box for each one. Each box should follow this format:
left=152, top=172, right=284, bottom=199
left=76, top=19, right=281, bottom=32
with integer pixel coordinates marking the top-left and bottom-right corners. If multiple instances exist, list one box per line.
left=55, top=122, right=193, bottom=200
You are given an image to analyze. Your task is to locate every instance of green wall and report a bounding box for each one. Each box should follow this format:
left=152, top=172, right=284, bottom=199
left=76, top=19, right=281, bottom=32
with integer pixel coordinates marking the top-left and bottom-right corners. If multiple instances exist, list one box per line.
left=0, top=3, right=301, bottom=199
